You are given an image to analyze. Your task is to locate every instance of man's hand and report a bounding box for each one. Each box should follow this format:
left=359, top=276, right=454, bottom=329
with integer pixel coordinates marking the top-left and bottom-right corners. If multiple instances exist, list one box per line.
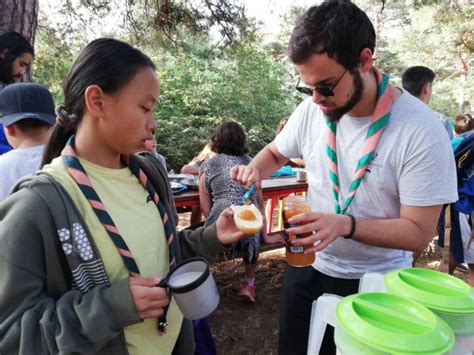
left=215, top=207, right=247, bottom=245
left=285, top=212, right=352, bottom=253
left=288, top=205, right=443, bottom=253
left=130, top=277, right=169, bottom=320
left=230, top=165, right=261, bottom=188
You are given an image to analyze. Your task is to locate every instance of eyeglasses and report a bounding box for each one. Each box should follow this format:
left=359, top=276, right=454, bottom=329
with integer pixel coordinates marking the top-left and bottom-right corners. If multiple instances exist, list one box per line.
left=295, top=69, right=347, bottom=97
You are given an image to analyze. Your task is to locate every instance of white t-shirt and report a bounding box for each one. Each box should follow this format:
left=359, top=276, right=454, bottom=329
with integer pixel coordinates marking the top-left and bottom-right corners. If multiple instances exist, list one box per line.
left=460, top=213, right=473, bottom=263
left=275, top=90, right=458, bottom=278
left=0, top=145, right=45, bottom=201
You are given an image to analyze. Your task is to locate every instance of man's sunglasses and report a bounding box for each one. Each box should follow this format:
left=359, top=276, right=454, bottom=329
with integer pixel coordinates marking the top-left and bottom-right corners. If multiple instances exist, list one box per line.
left=295, top=69, right=347, bottom=98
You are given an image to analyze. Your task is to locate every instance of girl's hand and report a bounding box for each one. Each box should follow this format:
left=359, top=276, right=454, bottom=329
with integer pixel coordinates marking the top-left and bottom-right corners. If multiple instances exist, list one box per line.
left=215, top=207, right=246, bottom=245
left=129, top=276, right=169, bottom=320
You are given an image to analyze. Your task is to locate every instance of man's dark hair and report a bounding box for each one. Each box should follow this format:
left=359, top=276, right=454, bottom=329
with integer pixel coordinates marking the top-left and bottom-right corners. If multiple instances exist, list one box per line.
left=0, top=31, right=34, bottom=84
left=210, top=121, right=248, bottom=156
left=0, top=31, right=34, bottom=58
left=401, top=66, right=435, bottom=98
left=288, top=0, right=375, bottom=69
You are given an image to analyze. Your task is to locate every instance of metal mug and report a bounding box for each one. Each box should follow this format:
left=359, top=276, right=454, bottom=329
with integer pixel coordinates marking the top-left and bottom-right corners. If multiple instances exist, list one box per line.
left=158, top=257, right=220, bottom=320
left=296, top=170, right=307, bottom=182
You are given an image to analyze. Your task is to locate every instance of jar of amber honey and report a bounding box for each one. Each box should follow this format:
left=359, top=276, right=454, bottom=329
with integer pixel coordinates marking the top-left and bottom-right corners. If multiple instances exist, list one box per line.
left=282, top=195, right=315, bottom=267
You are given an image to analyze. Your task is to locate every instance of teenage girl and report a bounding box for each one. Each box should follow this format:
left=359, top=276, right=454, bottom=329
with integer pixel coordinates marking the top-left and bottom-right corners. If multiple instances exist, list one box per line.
left=0, top=38, right=245, bottom=355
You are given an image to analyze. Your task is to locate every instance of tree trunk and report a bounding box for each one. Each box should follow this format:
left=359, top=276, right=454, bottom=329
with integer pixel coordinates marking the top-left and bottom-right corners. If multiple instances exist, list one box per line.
left=0, top=0, right=39, bottom=81
left=458, top=52, right=469, bottom=113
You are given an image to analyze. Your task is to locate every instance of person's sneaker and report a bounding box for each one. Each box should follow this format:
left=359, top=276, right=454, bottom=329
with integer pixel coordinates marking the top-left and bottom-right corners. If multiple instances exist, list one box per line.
left=456, top=263, right=469, bottom=273
left=238, top=282, right=256, bottom=303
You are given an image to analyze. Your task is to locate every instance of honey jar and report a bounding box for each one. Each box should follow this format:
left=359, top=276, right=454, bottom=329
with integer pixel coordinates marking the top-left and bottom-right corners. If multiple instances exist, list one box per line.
left=282, top=195, right=315, bottom=267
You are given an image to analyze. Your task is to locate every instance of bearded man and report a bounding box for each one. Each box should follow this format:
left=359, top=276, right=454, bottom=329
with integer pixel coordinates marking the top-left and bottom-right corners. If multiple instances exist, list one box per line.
left=0, top=31, right=34, bottom=154
left=230, top=1, right=458, bottom=354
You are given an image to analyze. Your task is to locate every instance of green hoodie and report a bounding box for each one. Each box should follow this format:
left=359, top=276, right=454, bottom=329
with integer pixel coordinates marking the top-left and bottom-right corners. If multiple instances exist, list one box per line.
left=0, top=153, right=227, bottom=354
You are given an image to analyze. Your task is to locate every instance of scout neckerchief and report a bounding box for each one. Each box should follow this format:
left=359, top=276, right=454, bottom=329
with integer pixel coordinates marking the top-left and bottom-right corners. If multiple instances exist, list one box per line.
left=325, top=67, right=392, bottom=214
left=61, top=136, right=176, bottom=332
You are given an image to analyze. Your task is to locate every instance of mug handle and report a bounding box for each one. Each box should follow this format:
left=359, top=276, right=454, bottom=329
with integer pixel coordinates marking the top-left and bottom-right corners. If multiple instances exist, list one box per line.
left=155, top=278, right=170, bottom=333
left=156, top=278, right=168, bottom=288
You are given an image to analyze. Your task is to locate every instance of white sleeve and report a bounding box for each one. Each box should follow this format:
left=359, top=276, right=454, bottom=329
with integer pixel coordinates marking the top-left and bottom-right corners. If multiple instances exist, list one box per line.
left=274, top=100, right=309, bottom=159
left=399, top=121, right=458, bottom=206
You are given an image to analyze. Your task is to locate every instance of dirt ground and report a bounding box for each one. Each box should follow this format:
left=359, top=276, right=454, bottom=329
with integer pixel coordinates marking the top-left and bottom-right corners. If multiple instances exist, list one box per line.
left=177, top=212, right=469, bottom=355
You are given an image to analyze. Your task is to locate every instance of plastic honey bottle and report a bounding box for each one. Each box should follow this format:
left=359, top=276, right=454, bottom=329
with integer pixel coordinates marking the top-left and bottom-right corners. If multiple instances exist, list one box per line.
left=282, top=196, right=315, bottom=267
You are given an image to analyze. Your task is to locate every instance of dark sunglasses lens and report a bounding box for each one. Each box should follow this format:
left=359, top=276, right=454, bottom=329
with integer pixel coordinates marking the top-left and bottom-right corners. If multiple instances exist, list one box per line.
left=315, top=86, right=334, bottom=97
left=296, top=87, right=313, bottom=96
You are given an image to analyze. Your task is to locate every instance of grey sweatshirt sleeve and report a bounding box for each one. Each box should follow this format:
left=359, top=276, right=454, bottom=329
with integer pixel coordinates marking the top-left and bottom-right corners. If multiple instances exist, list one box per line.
left=177, top=223, right=230, bottom=260
left=0, top=188, right=141, bottom=355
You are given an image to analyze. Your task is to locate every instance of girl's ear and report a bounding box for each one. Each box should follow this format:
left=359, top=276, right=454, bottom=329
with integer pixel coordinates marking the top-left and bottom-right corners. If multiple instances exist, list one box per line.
left=358, top=48, right=373, bottom=73
left=84, top=85, right=105, bottom=118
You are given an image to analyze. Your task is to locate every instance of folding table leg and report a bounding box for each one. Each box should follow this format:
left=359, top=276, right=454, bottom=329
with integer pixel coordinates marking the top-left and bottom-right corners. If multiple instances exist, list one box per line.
left=278, top=198, right=284, bottom=231
left=265, top=197, right=276, bottom=233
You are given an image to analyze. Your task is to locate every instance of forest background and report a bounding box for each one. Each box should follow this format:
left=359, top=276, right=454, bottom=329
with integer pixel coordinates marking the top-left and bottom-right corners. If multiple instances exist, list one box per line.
left=1, top=0, right=472, bottom=171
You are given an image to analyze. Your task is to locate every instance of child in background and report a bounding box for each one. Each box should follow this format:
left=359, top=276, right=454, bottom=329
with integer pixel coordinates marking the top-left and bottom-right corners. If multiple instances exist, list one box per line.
left=141, top=134, right=168, bottom=171
left=199, top=121, right=266, bottom=303
left=0, top=83, right=55, bottom=201
left=181, top=143, right=215, bottom=175
left=181, top=142, right=216, bottom=225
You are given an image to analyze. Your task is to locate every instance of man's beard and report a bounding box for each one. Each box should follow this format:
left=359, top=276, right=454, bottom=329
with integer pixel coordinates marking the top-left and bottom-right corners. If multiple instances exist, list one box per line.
left=324, top=69, right=364, bottom=122
left=0, top=57, right=16, bottom=84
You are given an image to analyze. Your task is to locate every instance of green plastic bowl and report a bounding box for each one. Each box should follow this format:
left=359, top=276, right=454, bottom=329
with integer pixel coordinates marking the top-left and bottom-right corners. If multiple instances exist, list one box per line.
left=384, top=268, right=474, bottom=335
left=336, top=292, right=454, bottom=354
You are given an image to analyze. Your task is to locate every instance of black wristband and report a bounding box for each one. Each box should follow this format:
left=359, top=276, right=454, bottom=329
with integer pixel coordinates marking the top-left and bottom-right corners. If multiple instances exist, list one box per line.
left=344, top=214, right=356, bottom=239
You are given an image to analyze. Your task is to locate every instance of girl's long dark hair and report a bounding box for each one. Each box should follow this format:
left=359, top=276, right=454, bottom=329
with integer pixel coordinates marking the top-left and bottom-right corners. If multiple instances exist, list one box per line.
left=41, top=38, right=155, bottom=166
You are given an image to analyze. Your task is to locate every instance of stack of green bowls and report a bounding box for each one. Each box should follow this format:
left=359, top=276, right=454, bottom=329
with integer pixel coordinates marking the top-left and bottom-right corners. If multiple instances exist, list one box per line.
left=335, top=292, right=454, bottom=354
left=384, top=268, right=474, bottom=336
